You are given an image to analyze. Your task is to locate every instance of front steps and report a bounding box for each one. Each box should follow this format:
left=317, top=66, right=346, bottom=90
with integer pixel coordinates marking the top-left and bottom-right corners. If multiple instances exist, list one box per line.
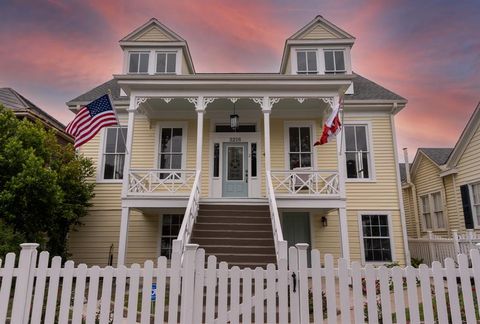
left=190, top=204, right=277, bottom=268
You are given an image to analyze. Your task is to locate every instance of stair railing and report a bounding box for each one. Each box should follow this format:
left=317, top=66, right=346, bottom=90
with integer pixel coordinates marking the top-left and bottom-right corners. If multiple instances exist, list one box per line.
left=266, top=171, right=288, bottom=262
left=172, top=171, right=201, bottom=259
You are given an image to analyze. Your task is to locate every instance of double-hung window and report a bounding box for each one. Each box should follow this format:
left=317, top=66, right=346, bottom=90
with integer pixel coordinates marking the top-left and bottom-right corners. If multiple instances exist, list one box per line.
left=420, top=192, right=445, bottom=230
left=128, top=52, right=149, bottom=73
left=102, top=127, right=127, bottom=180
left=361, top=214, right=392, bottom=263
left=296, top=50, right=318, bottom=74
left=158, top=126, right=185, bottom=178
left=345, top=125, right=371, bottom=179
left=160, top=214, right=183, bottom=259
left=156, top=52, right=176, bottom=74
left=324, top=50, right=346, bottom=74
left=288, top=126, right=312, bottom=169
left=470, top=183, right=480, bottom=227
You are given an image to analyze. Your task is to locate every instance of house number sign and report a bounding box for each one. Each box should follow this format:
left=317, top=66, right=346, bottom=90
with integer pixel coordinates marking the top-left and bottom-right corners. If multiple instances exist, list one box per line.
left=229, top=137, right=241, bottom=142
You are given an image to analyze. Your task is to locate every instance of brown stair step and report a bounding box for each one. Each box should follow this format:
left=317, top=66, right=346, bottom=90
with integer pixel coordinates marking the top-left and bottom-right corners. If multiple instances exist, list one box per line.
left=191, top=237, right=274, bottom=247
left=194, top=222, right=272, bottom=231
left=209, top=253, right=277, bottom=264
left=196, top=215, right=271, bottom=224
left=192, top=229, right=274, bottom=239
left=200, top=245, right=275, bottom=254
left=198, top=210, right=270, bottom=217
left=199, top=204, right=269, bottom=211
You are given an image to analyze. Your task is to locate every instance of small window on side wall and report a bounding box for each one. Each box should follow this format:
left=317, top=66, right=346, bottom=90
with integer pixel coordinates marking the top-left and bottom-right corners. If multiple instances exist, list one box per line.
left=361, top=214, right=392, bottom=262
left=103, top=127, right=127, bottom=180
left=324, top=50, right=345, bottom=74
left=156, top=52, right=176, bottom=74
left=296, top=50, right=318, bottom=74
left=128, top=52, right=149, bottom=73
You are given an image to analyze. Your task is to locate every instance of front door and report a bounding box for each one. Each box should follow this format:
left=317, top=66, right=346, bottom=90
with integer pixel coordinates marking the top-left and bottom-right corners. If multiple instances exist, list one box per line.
left=222, top=143, right=248, bottom=197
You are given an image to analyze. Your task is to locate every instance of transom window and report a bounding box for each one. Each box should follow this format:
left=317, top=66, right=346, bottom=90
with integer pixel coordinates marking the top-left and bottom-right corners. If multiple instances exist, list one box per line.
left=345, top=125, right=371, bottom=179
left=361, top=214, right=392, bottom=262
left=128, top=52, right=149, bottom=74
left=156, top=52, right=176, bottom=74
left=288, top=126, right=312, bottom=169
left=324, top=50, right=346, bottom=74
left=470, top=183, right=480, bottom=227
left=420, top=192, right=445, bottom=230
left=102, top=127, right=127, bottom=180
left=160, top=214, right=183, bottom=259
left=296, top=50, right=318, bottom=74
left=158, top=127, right=184, bottom=176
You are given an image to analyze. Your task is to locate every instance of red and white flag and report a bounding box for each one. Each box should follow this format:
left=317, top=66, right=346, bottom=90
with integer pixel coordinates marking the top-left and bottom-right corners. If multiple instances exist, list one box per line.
left=66, top=94, right=118, bottom=148
left=314, top=97, right=343, bottom=146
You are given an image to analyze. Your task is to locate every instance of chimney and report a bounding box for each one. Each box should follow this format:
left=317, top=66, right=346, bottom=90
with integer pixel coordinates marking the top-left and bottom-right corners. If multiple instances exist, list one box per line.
left=403, top=148, right=411, bottom=183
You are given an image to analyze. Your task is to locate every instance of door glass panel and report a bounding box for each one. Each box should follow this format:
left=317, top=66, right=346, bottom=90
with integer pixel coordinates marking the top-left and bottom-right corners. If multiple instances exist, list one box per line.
left=227, top=147, right=243, bottom=181
left=251, top=143, right=257, bottom=177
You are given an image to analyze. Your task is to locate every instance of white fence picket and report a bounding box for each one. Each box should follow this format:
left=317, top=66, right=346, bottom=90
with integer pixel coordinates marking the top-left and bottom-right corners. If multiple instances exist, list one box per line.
left=140, top=260, right=153, bottom=324
left=242, top=268, right=252, bottom=324
left=230, top=266, right=240, bottom=324
left=30, top=251, right=49, bottom=324
left=351, top=262, right=364, bottom=324
left=365, top=265, right=378, bottom=324
left=217, top=262, right=228, bottom=324
left=405, top=266, right=420, bottom=323
left=266, top=264, right=276, bottom=324
left=127, top=263, right=141, bottom=323
left=470, top=249, right=480, bottom=316
left=85, top=265, right=100, bottom=324
left=44, top=256, right=62, bottom=324
left=311, top=250, right=324, bottom=324
left=338, top=258, right=351, bottom=324
left=277, top=258, right=288, bottom=324
left=324, top=254, right=336, bottom=324
left=154, top=256, right=167, bottom=324
left=431, top=261, right=449, bottom=324
left=458, top=254, right=476, bottom=324
left=288, top=247, right=300, bottom=324
left=391, top=267, right=406, bottom=324
left=113, top=265, right=127, bottom=323
left=205, top=255, right=217, bottom=324
left=297, top=244, right=309, bottom=324
left=99, top=266, right=114, bottom=324
left=254, top=267, right=264, bottom=324
left=167, top=252, right=181, bottom=324
left=0, top=253, right=15, bottom=323
left=58, top=260, right=75, bottom=323
left=378, top=266, right=392, bottom=324
left=193, top=249, right=206, bottom=323
left=418, top=264, right=434, bottom=323
left=445, top=257, right=462, bottom=323
left=71, top=263, right=87, bottom=324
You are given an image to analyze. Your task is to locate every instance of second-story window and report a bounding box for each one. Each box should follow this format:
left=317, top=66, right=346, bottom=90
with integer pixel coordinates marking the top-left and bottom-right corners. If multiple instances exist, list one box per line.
left=156, top=52, right=176, bottom=74
left=288, top=126, right=312, bottom=169
left=345, top=125, right=371, bottom=179
left=158, top=127, right=184, bottom=177
left=296, top=50, right=318, bottom=74
left=324, top=50, right=345, bottom=74
left=128, top=52, right=149, bottom=74
left=103, top=127, right=127, bottom=180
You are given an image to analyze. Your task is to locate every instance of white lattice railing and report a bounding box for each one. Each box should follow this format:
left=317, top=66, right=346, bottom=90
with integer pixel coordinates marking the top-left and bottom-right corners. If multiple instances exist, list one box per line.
left=270, top=169, right=340, bottom=196
left=172, top=171, right=201, bottom=257
left=266, top=171, right=288, bottom=262
left=127, top=169, right=196, bottom=194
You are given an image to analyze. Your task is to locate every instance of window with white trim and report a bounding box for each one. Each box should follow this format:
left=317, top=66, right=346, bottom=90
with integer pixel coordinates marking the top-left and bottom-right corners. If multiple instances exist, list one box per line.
left=156, top=52, right=176, bottom=74
left=158, top=126, right=185, bottom=178
left=288, top=126, right=312, bottom=169
left=128, top=52, right=149, bottom=73
left=420, top=192, right=446, bottom=230
left=160, top=214, right=183, bottom=259
left=296, top=50, right=318, bottom=74
left=361, top=214, right=392, bottom=262
left=345, top=125, right=371, bottom=179
left=470, top=183, right=480, bottom=227
left=324, top=50, right=346, bottom=74
left=102, top=127, right=127, bottom=180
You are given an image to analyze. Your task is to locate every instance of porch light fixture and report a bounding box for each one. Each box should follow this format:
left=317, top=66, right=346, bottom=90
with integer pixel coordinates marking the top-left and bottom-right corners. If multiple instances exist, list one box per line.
left=230, top=101, right=239, bottom=130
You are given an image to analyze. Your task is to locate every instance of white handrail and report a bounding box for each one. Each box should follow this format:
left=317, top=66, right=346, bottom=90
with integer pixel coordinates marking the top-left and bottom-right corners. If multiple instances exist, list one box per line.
left=270, top=169, right=340, bottom=196
left=266, top=171, right=288, bottom=262
left=128, top=169, right=196, bottom=194
left=173, top=171, right=201, bottom=257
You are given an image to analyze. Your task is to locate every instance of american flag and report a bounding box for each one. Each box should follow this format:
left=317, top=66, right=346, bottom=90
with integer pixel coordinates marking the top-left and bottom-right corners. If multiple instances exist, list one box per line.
left=66, top=94, right=118, bottom=148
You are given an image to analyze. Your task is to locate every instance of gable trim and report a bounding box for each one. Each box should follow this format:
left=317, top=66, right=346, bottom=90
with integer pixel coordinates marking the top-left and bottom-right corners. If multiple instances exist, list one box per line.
left=120, top=18, right=185, bottom=43
left=289, top=16, right=355, bottom=40
left=410, top=150, right=443, bottom=181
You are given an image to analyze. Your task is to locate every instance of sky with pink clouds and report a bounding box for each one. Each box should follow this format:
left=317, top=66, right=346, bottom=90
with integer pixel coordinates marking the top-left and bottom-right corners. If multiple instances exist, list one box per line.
left=1, top=0, right=479, bottom=161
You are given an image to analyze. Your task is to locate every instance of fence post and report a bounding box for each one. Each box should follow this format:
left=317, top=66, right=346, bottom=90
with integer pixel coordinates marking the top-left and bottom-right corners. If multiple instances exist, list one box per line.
left=11, top=243, right=39, bottom=324
left=180, top=244, right=198, bottom=324
left=452, top=230, right=460, bottom=256
left=427, top=231, right=436, bottom=264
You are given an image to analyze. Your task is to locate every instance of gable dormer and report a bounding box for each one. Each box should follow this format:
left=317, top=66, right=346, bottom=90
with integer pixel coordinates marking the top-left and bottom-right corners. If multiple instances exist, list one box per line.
left=119, top=18, right=195, bottom=75
left=280, top=15, right=355, bottom=75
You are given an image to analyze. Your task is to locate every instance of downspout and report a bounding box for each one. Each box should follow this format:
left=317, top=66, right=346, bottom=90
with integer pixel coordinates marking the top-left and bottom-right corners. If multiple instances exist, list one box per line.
left=441, top=175, right=452, bottom=236
left=404, top=148, right=421, bottom=238
left=391, top=104, right=411, bottom=265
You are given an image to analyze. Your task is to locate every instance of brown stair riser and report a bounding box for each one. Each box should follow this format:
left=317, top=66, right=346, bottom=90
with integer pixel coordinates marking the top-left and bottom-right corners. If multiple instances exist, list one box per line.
left=192, top=230, right=273, bottom=239
left=199, top=204, right=269, bottom=211
left=198, top=210, right=270, bottom=217
left=201, top=246, right=275, bottom=255
left=194, top=223, right=271, bottom=231
left=211, top=254, right=277, bottom=263
left=191, top=238, right=274, bottom=247
left=196, top=216, right=271, bottom=224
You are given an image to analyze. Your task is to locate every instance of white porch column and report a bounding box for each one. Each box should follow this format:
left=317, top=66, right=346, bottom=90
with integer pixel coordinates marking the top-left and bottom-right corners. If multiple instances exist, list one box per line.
left=339, top=207, right=350, bottom=261
left=117, top=206, right=130, bottom=266
left=262, top=97, right=272, bottom=172
left=195, top=96, right=205, bottom=171
left=333, top=95, right=347, bottom=198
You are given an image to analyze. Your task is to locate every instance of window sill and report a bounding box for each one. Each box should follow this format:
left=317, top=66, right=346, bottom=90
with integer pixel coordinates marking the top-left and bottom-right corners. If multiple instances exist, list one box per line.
left=96, top=179, right=123, bottom=184
left=364, top=260, right=395, bottom=266
left=346, top=178, right=376, bottom=183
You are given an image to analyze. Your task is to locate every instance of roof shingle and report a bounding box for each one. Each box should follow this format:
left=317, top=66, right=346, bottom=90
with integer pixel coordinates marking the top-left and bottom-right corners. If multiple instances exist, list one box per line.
left=419, top=148, right=454, bottom=166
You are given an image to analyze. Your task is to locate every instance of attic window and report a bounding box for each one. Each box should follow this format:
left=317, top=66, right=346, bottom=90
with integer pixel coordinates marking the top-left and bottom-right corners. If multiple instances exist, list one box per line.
left=296, top=50, right=318, bottom=74
left=128, top=52, right=149, bottom=74
left=156, top=52, right=176, bottom=74
left=324, top=50, right=346, bottom=74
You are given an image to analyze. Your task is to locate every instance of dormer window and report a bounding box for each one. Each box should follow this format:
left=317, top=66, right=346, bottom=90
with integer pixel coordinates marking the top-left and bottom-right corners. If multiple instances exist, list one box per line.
left=156, top=52, right=177, bottom=74
left=324, top=50, right=345, bottom=74
left=128, top=52, right=149, bottom=74
left=296, top=50, right=318, bottom=74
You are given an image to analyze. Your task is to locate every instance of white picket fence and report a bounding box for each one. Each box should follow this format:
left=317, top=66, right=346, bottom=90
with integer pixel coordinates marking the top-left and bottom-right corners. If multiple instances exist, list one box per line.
left=409, top=229, right=480, bottom=266
left=2, top=243, right=480, bottom=323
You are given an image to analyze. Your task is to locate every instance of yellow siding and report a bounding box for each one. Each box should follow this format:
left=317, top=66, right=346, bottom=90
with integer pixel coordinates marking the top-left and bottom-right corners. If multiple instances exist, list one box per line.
left=133, top=26, right=173, bottom=41
left=312, top=210, right=341, bottom=260
left=126, top=211, right=159, bottom=265
left=130, top=115, right=156, bottom=168
left=300, top=24, right=339, bottom=39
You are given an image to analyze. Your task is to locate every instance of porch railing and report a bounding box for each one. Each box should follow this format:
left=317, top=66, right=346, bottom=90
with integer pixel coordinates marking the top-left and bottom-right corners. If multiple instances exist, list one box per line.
left=127, top=169, right=196, bottom=195
left=266, top=171, right=288, bottom=262
left=172, top=171, right=201, bottom=257
left=270, top=169, right=340, bottom=196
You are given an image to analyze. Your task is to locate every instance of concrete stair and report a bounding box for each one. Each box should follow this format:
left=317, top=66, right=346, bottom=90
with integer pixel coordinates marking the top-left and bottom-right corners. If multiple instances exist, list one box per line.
left=190, top=204, right=276, bottom=268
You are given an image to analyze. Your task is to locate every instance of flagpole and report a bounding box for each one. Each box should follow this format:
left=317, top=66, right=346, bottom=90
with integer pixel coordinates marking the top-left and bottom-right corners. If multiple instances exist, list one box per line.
left=107, top=89, right=129, bottom=155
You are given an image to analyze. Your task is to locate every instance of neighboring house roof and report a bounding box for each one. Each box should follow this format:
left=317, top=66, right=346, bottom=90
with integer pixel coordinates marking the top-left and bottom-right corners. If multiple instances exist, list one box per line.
left=0, top=88, right=72, bottom=142
left=68, top=73, right=404, bottom=106
left=418, top=148, right=453, bottom=166
left=444, top=102, right=480, bottom=168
